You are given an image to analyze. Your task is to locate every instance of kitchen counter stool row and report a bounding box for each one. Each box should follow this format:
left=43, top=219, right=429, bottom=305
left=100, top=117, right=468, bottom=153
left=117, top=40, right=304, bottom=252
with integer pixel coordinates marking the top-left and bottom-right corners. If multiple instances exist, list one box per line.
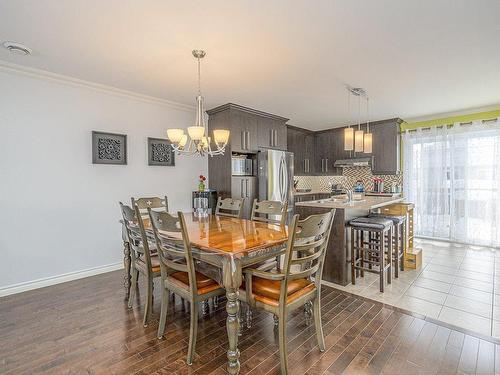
left=349, top=212, right=407, bottom=292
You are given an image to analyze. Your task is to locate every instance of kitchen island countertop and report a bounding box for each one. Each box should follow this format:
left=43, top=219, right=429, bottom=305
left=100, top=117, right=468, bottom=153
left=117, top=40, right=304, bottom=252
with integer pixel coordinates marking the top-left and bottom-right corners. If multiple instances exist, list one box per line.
left=295, top=195, right=404, bottom=211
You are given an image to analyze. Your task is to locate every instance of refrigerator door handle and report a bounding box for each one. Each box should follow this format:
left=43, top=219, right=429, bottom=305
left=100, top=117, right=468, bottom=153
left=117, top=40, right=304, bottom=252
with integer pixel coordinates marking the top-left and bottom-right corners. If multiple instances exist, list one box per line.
left=278, top=156, right=284, bottom=202
left=282, top=155, right=288, bottom=203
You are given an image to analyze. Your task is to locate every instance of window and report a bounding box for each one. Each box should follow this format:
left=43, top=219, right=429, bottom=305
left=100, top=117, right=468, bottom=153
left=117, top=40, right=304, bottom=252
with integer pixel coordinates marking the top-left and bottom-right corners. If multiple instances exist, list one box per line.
left=403, top=120, right=500, bottom=247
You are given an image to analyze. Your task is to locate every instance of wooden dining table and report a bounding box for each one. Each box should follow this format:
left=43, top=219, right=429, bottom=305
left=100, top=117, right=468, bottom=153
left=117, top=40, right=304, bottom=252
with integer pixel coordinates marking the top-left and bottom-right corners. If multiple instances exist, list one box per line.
left=122, top=213, right=289, bottom=375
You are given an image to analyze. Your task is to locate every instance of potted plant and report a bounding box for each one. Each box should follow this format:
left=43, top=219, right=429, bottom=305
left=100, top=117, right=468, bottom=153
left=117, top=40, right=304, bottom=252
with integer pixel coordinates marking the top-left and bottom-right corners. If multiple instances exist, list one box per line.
left=198, top=175, right=207, bottom=192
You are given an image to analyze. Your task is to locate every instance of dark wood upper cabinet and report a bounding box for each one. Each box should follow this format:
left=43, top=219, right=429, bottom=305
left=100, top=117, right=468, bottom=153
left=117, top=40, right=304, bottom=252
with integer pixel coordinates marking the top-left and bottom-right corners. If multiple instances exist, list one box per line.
left=207, top=103, right=289, bottom=197
left=370, top=118, right=402, bottom=175
left=287, top=125, right=314, bottom=175
left=258, top=118, right=287, bottom=150
left=289, top=118, right=402, bottom=176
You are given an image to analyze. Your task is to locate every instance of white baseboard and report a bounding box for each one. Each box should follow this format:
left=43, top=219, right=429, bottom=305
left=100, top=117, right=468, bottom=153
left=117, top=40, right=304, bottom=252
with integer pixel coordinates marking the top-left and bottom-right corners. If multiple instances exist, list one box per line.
left=0, top=262, right=124, bottom=297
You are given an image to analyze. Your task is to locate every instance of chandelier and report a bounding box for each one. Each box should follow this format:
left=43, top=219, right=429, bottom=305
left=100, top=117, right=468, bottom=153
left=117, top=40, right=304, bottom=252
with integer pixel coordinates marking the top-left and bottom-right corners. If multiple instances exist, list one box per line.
left=167, top=50, right=230, bottom=157
left=344, top=86, right=372, bottom=154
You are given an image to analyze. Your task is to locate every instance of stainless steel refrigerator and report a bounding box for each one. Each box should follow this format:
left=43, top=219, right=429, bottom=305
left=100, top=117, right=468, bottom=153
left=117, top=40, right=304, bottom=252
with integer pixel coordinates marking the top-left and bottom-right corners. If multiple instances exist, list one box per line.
left=258, top=148, right=294, bottom=222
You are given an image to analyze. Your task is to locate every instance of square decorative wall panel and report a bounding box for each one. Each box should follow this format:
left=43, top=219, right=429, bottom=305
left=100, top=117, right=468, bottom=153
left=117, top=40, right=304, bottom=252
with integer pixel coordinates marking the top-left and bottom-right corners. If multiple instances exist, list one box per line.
left=92, top=131, right=127, bottom=165
left=147, top=137, right=175, bottom=166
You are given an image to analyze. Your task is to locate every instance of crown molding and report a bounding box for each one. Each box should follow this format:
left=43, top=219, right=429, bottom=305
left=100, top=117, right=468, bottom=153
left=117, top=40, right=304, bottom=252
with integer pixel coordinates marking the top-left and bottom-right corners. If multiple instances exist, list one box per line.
left=0, top=60, right=195, bottom=112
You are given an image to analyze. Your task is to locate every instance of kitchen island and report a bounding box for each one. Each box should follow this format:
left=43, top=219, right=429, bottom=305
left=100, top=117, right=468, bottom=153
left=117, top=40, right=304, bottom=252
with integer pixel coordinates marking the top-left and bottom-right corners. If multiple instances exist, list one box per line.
left=295, top=195, right=404, bottom=286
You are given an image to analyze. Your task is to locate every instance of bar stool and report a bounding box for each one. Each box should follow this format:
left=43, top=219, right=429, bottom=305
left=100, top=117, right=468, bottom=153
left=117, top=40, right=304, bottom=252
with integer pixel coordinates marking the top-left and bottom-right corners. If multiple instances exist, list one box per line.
left=369, top=213, right=406, bottom=278
left=349, top=217, right=393, bottom=292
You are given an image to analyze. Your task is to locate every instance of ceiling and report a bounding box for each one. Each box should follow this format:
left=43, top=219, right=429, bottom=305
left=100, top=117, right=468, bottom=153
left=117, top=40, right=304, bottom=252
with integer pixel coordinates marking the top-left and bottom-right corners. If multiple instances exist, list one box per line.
left=1, top=0, right=500, bottom=130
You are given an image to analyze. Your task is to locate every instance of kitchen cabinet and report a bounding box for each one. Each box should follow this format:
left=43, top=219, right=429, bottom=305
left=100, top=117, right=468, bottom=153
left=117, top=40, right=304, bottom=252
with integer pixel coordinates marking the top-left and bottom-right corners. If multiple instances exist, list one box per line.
left=258, top=118, right=287, bottom=150
left=287, top=126, right=314, bottom=175
left=327, top=127, right=346, bottom=176
left=207, top=103, right=289, bottom=199
left=295, top=118, right=401, bottom=176
left=230, top=110, right=258, bottom=153
left=231, top=176, right=258, bottom=219
left=315, top=130, right=335, bottom=175
left=370, top=119, right=402, bottom=174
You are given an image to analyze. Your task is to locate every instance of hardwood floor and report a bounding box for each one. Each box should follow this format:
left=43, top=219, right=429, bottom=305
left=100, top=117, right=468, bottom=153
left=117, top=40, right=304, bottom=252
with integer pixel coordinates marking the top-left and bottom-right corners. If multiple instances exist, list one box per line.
left=1, top=270, right=499, bottom=374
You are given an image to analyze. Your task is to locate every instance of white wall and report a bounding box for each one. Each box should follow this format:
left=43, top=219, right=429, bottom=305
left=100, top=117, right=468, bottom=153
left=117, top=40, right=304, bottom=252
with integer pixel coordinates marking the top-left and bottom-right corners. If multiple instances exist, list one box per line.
left=0, top=65, right=208, bottom=294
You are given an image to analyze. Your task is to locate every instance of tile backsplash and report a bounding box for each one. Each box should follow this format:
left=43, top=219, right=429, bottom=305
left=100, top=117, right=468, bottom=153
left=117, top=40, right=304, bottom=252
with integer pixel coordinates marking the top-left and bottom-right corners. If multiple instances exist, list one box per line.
left=295, top=166, right=403, bottom=192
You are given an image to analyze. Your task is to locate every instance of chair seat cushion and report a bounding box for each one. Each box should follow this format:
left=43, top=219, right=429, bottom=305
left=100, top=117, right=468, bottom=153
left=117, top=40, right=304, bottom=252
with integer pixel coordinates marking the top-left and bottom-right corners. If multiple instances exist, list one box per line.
left=368, top=213, right=406, bottom=225
left=349, top=216, right=393, bottom=230
left=247, top=276, right=316, bottom=307
left=169, top=271, right=222, bottom=295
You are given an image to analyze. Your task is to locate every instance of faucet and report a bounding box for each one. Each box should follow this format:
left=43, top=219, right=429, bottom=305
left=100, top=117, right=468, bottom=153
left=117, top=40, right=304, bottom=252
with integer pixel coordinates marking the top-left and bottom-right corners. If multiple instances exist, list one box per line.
left=346, top=189, right=354, bottom=203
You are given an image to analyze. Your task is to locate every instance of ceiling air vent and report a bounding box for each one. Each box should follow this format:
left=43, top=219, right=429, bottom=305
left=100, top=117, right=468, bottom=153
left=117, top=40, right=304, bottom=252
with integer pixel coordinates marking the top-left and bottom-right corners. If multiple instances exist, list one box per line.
left=2, top=41, right=32, bottom=55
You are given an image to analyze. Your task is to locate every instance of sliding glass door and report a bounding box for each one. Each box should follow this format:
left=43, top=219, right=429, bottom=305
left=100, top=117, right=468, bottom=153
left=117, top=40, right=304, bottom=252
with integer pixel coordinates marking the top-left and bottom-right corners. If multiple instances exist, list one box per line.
left=403, top=120, right=500, bottom=247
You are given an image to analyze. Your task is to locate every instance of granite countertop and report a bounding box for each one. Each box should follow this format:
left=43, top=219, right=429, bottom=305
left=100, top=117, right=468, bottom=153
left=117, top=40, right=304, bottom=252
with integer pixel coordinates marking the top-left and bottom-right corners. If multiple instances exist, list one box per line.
left=293, top=190, right=331, bottom=196
left=295, top=195, right=404, bottom=210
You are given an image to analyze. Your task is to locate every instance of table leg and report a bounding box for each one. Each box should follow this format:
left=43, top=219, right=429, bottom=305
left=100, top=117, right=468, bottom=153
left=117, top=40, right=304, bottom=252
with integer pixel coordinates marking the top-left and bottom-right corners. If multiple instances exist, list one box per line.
left=123, top=241, right=131, bottom=300
left=223, top=257, right=242, bottom=375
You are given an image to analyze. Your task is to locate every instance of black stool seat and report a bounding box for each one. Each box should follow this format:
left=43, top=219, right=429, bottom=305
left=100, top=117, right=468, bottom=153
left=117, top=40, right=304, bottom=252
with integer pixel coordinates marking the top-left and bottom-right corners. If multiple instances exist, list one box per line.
left=368, top=213, right=406, bottom=225
left=349, top=216, right=393, bottom=230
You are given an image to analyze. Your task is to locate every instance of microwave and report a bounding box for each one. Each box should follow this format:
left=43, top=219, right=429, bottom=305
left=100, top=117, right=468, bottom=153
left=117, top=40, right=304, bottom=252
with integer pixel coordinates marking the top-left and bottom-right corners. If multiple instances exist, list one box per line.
left=231, top=157, right=253, bottom=176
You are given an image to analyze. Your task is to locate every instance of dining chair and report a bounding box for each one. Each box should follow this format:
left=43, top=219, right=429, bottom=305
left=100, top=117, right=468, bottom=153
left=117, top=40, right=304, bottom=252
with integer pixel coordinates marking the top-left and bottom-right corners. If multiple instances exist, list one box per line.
left=214, top=197, right=244, bottom=218
left=119, top=202, right=161, bottom=327
left=250, top=199, right=288, bottom=226
left=239, top=210, right=335, bottom=374
left=131, top=196, right=169, bottom=212
left=149, top=209, right=225, bottom=365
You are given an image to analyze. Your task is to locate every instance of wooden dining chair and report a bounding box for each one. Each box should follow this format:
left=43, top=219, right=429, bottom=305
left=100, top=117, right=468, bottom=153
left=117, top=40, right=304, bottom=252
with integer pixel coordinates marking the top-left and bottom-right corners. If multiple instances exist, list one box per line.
left=132, top=196, right=169, bottom=212
left=250, top=199, right=289, bottom=271
left=239, top=210, right=335, bottom=374
left=148, top=209, right=225, bottom=365
left=119, top=202, right=161, bottom=327
left=214, top=197, right=244, bottom=218
left=250, top=199, right=288, bottom=226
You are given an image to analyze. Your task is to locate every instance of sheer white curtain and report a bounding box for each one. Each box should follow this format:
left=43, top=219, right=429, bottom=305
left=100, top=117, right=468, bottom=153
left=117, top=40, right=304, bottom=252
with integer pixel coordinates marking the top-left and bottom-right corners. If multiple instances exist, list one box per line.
left=403, top=119, right=500, bottom=247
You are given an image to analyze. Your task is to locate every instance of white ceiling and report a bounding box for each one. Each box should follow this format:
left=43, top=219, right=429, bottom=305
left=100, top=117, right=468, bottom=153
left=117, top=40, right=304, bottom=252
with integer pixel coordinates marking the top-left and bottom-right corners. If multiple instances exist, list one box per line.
left=1, top=0, right=500, bottom=129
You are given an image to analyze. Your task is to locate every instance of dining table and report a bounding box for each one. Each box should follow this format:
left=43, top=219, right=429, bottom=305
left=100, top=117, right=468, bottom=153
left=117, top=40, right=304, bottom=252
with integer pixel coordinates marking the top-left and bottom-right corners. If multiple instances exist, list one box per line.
left=122, top=212, right=289, bottom=375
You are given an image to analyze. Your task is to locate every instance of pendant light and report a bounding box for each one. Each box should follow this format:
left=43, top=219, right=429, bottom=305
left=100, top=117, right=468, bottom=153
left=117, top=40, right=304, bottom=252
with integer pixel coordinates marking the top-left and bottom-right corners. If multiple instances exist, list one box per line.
left=344, top=90, right=354, bottom=151
left=167, top=50, right=230, bottom=157
left=363, top=97, right=372, bottom=154
left=354, top=92, right=364, bottom=152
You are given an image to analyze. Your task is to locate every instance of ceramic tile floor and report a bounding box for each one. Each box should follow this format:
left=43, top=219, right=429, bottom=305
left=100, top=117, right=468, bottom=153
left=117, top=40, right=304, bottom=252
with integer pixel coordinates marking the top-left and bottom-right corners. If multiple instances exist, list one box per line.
left=325, top=238, right=500, bottom=338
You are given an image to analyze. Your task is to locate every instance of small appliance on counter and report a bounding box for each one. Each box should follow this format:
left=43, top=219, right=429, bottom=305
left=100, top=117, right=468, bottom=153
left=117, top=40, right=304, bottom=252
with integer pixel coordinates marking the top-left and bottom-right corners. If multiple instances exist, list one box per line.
left=372, top=177, right=384, bottom=193
left=354, top=180, right=365, bottom=193
left=231, top=154, right=254, bottom=176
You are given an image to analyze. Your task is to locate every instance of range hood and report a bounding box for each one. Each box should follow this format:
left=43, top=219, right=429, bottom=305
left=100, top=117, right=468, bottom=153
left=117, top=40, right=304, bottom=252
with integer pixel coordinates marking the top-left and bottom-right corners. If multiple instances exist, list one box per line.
left=334, top=157, right=371, bottom=168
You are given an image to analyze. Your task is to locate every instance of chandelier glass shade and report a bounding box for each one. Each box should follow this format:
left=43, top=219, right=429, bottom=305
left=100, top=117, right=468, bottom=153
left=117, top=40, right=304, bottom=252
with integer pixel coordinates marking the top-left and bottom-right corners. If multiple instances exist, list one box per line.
left=167, top=50, right=229, bottom=157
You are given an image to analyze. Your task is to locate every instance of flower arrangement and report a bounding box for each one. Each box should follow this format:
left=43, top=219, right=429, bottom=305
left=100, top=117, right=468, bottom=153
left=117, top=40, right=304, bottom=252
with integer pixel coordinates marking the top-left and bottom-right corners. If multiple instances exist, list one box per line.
left=198, top=175, right=206, bottom=192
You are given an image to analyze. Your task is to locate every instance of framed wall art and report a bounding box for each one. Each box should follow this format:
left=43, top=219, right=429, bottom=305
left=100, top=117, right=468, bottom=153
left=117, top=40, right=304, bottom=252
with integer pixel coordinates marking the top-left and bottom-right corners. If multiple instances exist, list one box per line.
left=92, top=131, right=127, bottom=165
left=147, top=137, right=175, bottom=166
